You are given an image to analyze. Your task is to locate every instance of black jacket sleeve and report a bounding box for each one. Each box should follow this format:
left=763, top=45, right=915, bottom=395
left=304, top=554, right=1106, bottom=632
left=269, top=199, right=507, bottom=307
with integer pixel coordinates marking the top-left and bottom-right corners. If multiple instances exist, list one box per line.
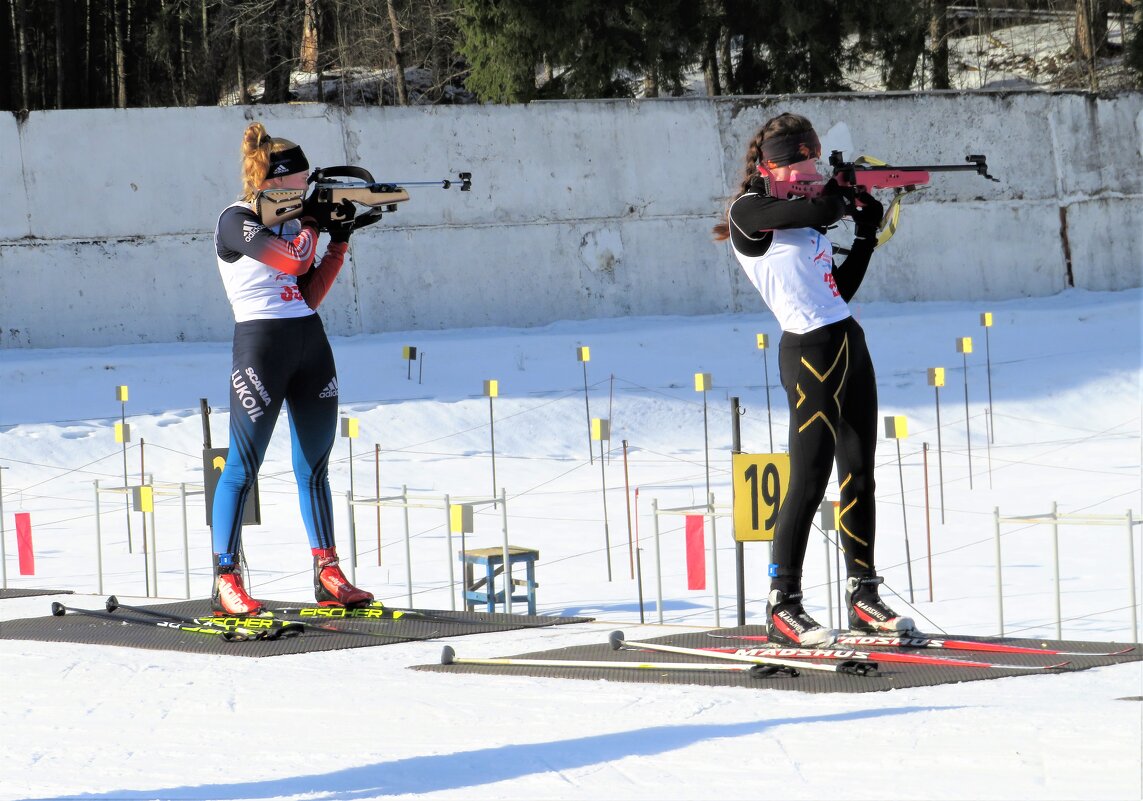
left=832, top=236, right=875, bottom=303
left=727, top=180, right=846, bottom=258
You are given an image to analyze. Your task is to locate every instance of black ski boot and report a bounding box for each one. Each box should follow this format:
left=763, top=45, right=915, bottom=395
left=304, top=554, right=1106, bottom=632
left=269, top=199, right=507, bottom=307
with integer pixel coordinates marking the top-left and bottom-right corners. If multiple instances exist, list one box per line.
left=767, top=589, right=837, bottom=646
left=846, top=575, right=914, bottom=633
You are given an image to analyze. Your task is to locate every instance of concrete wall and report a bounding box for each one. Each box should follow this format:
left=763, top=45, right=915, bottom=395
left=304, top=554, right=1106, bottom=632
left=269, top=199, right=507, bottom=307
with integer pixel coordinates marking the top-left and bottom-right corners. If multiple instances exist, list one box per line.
left=1, top=91, right=1139, bottom=349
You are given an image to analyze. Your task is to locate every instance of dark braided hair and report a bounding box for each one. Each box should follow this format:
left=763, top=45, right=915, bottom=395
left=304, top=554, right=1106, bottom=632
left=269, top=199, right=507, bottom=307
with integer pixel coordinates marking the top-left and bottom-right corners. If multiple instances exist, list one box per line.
left=712, top=112, right=816, bottom=241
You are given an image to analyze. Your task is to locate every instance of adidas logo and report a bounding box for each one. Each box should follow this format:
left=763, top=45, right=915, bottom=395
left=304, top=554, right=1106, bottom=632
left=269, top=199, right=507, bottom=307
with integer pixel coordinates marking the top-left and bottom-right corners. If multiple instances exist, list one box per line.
left=242, top=220, right=263, bottom=243
left=272, top=163, right=290, bottom=175
left=318, top=377, right=339, bottom=399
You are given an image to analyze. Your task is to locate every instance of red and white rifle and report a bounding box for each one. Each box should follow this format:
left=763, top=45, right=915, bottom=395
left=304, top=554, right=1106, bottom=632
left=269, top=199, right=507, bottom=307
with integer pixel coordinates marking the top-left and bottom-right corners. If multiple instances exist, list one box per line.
left=759, top=150, right=998, bottom=246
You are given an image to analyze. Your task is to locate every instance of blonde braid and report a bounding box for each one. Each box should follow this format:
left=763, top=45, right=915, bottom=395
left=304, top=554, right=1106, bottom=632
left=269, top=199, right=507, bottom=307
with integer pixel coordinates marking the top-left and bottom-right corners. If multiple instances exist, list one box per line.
left=240, top=123, right=273, bottom=203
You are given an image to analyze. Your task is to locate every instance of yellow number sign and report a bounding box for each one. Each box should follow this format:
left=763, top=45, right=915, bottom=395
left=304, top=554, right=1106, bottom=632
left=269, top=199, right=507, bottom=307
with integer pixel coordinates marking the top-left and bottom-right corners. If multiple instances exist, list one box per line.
left=732, top=453, right=789, bottom=542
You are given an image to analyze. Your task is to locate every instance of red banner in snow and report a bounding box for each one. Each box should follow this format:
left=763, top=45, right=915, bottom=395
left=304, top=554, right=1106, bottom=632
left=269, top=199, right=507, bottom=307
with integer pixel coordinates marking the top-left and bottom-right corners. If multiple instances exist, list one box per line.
left=685, top=514, right=705, bottom=590
left=15, top=512, right=34, bottom=575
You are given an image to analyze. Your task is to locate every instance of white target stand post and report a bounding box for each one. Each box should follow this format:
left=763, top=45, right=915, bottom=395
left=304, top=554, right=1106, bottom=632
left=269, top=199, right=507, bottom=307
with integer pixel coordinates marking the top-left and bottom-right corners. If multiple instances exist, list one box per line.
left=592, top=417, right=613, bottom=581
left=884, top=414, right=915, bottom=603
left=340, top=416, right=360, bottom=572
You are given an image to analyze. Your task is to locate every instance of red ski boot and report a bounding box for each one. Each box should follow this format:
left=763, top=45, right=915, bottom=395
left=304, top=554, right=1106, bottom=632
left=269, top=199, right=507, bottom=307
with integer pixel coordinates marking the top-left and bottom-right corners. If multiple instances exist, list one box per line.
left=313, top=548, right=374, bottom=607
left=211, top=554, right=264, bottom=616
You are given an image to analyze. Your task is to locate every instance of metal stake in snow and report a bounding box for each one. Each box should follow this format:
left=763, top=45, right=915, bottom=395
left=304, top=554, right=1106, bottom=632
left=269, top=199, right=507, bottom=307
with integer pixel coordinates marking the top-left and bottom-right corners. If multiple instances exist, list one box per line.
left=980, top=312, right=996, bottom=443
left=484, top=379, right=499, bottom=507
left=756, top=334, right=775, bottom=451
left=114, top=384, right=133, bottom=552
left=592, top=417, right=612, bottom=581
left=955, top=337, right=974, bottom=489
left=884, top=415, right=915, bottom=603
left=608, top=630, right=878, bottom=676
left=927, top=366, right=947, bottom=523
left=577, top=346, right=593, bottom=464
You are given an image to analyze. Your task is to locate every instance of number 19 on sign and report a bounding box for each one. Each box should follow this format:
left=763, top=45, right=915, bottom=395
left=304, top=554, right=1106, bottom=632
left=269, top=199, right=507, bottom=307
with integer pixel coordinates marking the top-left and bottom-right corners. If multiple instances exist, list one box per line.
left=732, top=453, right=789, bottom=542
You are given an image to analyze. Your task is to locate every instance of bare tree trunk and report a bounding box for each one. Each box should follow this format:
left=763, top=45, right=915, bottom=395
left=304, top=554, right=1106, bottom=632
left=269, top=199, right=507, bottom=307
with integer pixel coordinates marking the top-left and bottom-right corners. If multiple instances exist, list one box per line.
left=886, top=25, right=925, bottom=90
left=262, top=0, right=295, bottom=104
left=82, top=0, right=92, bottom=107
left=428, top=0, right=448, bottom=102
left=0, top=0, right=12, bottom=109
left=300, top=0, right=318, bottom=72
left=235, top=17, right=249, bottom=104
left=1074, top=0, right=1109, bottom=90
left=643, top=69, right=659, bottom=98
left=112, top=0, right=128, bottom=107
left=178, top=5, right=187, bottom=91
left=702, top=32, right=721, bottom=96
left=718, top=27, right=732, bottom=94
left=9, top=0, right=31, bottom=109
left=386, top=0, right=408, bottom=105
left=55, top=0, right=84, bottom=108
left=928, top=0, right=950, bottom=90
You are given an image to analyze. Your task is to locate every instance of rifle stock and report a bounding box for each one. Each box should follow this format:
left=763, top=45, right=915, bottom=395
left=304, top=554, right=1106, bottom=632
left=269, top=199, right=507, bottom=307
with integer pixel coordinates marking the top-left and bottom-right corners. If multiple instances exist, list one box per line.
left=255, top=166, right=469, bottom=228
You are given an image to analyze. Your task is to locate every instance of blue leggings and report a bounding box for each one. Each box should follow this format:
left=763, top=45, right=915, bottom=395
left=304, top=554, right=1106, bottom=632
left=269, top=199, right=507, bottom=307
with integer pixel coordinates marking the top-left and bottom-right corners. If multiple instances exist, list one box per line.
left=211, top=314, right=339, bottom=556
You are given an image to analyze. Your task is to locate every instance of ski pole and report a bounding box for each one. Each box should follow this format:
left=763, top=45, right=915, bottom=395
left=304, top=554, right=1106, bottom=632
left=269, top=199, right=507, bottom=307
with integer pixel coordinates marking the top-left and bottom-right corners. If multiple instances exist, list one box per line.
left=51, top=601, right=248, bottom=641
left=439, top=645, right=793, bottom=677
left=609, top=630, right=878, bottom=676
left=104, top=595, right=300, bottom=640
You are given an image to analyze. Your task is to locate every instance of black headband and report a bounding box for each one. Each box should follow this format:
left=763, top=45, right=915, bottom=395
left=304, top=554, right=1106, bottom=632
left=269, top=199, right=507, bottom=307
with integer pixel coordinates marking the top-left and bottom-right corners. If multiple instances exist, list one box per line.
left=760, top=131, right=821, bottom=167
left=266, top=144, right=309, bottom=179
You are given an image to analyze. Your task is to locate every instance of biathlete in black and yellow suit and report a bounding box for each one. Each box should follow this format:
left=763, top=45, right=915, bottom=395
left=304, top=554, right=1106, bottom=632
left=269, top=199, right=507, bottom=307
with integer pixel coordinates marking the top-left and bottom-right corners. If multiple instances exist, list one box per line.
left=713, top=112, right=914, bottom=646
left=209, top=122, right=373, bottom=616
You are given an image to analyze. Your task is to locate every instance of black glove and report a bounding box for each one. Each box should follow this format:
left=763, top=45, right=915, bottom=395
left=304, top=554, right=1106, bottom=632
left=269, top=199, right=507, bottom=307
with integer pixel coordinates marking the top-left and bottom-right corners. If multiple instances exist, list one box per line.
left=847, top=191, right=884, bottom=240
left=302, top=196, right=356, bottom=233
left=327, top=200, right=356, bottom=243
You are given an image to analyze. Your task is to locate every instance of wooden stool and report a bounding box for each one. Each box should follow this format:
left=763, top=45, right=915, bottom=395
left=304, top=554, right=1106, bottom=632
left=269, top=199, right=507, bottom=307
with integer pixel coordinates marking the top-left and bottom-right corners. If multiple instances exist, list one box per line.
left=460, top=546, right=539, bottom=615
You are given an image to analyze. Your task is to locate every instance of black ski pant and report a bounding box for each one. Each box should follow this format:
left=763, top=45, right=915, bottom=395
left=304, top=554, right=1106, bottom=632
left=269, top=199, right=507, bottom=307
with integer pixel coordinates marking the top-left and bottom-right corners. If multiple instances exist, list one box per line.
left=771, top=316, right=879, bottom=594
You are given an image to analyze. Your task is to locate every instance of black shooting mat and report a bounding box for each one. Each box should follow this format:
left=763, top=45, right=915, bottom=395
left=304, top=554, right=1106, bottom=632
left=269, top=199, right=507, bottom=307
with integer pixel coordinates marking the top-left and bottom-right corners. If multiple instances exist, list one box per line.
left=0, top=598, right=592, bottom=658
left=0, top=588, right=73, bottom=599
left=415, top=625, right=1142, bottom=694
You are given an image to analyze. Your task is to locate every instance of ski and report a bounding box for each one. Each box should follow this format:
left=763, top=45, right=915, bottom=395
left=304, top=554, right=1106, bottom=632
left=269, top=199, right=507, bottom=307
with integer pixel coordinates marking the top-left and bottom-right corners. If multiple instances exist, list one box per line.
left=52, top=601, right=254, bottom=641
left=267, top=601, right=549, bottom=629
left=104, top=596, right=302, bottom=640
left=703, top=646, right=1070, bottom=671
left=439, top=645, right=796, bottom=678
left=102, top=596, right=433, bottom=643
left=706, top=631, right=1132, bottom=658
left=608, top=630, right=878, bottom=676
left=257, top=610, right=440, bottom=642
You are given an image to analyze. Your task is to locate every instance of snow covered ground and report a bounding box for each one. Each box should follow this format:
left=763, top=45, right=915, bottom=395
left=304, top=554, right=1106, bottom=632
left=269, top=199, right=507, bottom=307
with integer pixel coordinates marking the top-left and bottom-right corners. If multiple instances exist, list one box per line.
left=0, top=287, right=1140, bottom=801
